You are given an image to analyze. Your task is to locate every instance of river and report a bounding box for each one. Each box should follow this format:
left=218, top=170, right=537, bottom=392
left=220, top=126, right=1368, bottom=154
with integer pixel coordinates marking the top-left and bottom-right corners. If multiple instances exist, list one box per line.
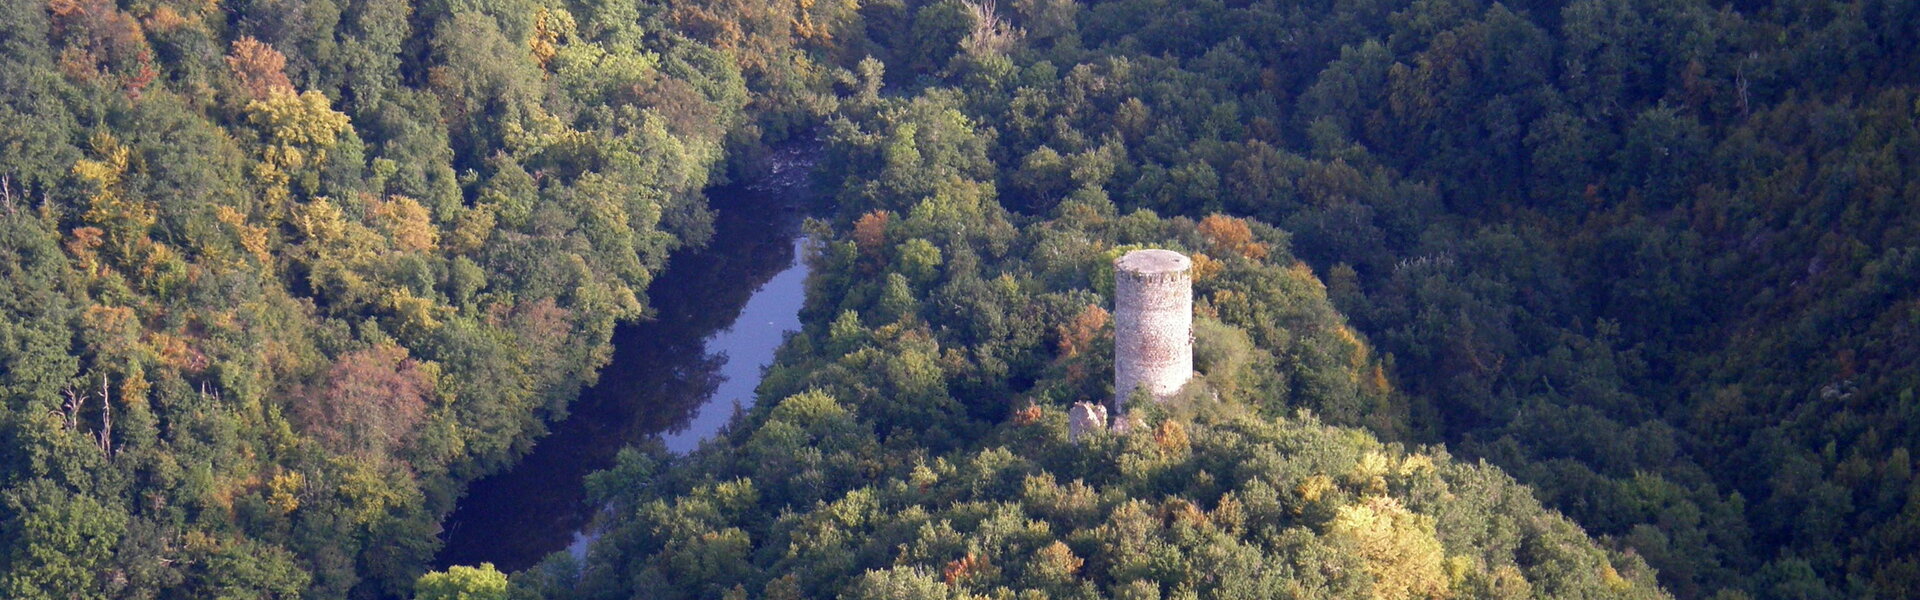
left=435, top=148, right=817, bottom=572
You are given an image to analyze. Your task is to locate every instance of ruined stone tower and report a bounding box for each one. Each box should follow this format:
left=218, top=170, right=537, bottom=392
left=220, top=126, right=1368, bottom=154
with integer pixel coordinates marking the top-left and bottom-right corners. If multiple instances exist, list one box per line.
left=1068, top=402, right=1108, bottom=442
left=1113, top=249, right=1193, bottom=414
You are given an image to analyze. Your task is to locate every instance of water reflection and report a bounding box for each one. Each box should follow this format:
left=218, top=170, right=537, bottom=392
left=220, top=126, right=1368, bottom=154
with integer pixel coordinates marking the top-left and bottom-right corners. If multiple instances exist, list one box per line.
left=662, top=235, right=809, bottom=453
left=437, top=161, right=811, bottom=571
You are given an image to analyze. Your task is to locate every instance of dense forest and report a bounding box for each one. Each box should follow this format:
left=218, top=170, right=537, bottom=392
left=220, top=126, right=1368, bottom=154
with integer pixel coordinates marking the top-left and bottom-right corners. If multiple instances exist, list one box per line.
left=2, top=0, right=1915, bottom=598
left=0, top=0, right=832, bottom=594
left=535, top=125, right=1670, bottom=598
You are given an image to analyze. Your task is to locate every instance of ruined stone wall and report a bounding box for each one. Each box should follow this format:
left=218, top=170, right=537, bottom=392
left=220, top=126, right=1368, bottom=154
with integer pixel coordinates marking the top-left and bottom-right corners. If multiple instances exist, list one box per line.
left=1114, top=249, right=1193, bottom=413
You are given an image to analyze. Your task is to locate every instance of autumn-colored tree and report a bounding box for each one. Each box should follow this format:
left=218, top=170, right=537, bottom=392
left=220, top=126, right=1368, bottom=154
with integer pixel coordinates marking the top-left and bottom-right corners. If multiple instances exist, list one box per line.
left=1029, top=541, right=1082, bottom=583
left=247, top=90, right=352, bottom=152
left=1055, top=304, right=1109, bottom=359
left=1152, top=419, right=1189, bottom=454
left=942, top=552, right=990, bottom=585
left=791, top=0, right=833, bottom=44
left=246, top=89, right=352, bottom=209
left=660, top=0, right=805, bottom=91
left=46, top=0, right=156, bottom=97
left=853, top=209, right=892, bottom=265
left=1011, top=403, right=1042, bottom=425
left=528, top=8, right=575, bottom=68
left=295, top=344, right=435, bottom=456
left=1331, top=496, right=1451, bottom=600
left=72, top=133, right=156, bottom=268
left=369, top=195, right=438, bottom=252
left=141, top=6, right=190, bottom=33
left=1055, top=303, right=1110, bottom=385
left=503, top=297, right=573, bottom=364
left=1189, top=252, right=1223, bottom=282
left=214, top=205, right=272, bottom=265
left=631, top=76, right=725, bottom=143
left=64, top=226, right=106, bottom=278
left=227, top=37, right=294, bottom=100
left=1196, top=214, right=1268, bottom=260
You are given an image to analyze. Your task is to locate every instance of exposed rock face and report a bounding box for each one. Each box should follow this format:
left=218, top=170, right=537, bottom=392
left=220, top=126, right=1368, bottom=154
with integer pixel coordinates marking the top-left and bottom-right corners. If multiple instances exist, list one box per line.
left=1068, top=402, right=1108, bottom=442
left=1113, top=249, right=1193, bottom=414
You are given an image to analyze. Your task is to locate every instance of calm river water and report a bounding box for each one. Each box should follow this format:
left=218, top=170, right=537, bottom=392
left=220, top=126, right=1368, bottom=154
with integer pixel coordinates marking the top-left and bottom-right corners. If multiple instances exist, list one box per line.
left=436, top=150, right=816, bottom=571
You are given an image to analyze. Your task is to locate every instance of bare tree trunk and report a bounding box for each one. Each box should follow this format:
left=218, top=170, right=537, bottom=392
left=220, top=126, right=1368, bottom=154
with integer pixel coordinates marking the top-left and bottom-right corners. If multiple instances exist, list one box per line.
left=98, top=375, right=114, bottom=458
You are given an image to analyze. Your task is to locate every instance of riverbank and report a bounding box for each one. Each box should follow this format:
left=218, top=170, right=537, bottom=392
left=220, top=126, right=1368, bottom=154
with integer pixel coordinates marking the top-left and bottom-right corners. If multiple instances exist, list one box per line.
left=436, top=149, right=818, bottom=571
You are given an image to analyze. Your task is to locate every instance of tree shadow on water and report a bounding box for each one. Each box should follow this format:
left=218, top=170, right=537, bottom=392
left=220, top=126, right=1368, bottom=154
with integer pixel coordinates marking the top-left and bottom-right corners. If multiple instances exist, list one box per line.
left=437, top=177, right=806, bottom=571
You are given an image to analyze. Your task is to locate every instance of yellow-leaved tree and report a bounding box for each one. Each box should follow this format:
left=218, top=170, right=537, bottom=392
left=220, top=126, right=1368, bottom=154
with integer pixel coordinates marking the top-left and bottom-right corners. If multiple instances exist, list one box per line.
left=1331, top=495, right=1452, bottom=600
left=246, top=89, right=351, bottom=212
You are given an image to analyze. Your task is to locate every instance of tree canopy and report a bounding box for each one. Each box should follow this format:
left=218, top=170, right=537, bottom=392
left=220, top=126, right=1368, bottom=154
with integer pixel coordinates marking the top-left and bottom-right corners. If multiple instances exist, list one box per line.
left=5, top=0, right=1917, bottom=598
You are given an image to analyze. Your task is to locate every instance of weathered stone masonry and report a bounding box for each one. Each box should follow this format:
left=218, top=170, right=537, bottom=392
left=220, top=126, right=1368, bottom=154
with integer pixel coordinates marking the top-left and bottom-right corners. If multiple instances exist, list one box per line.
left=1068, top=402, right=1108, bottom=442
left=1113, top=249, right=1193, bottom=415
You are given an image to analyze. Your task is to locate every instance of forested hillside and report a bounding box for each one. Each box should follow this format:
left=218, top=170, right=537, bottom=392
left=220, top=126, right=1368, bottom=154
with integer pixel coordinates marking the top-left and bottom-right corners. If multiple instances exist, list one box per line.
left=541, top=0, right=1910, bottom=597
left=526, top=91, right=1670, bottom=598
left=0, top=0, right=845, bottom=595
left=826, top=1, right=1915, bottom=597
left=4, top=0, right=1916, bottom=598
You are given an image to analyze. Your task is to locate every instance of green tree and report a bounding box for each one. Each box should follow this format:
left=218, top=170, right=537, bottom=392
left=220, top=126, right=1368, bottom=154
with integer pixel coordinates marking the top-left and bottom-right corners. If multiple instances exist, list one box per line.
left=415, top=564, right=509, bottom=600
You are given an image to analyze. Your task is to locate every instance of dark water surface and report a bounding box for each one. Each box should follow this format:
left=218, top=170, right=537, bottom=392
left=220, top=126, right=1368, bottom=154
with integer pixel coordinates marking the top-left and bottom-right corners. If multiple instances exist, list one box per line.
left=436, top=154, right=814, bottom=571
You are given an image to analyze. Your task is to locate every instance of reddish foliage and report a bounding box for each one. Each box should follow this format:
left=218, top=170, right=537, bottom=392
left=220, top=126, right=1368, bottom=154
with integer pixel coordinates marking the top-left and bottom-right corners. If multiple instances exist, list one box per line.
left=628, top=76, right=722, bottom=143
left=852, top=210, right=891, bottom=267
left=1012, top=403, right=1042, bottom=425
left=46, top=0, right=155, bottom=98
left=1055, top=304, right=1109, bottom=359
left=122, top=49, right=156, bottom=99
left=510, top=297, right=572, bottom=354
left=1197, top=214, right=1268, bottom=260
left=295, top=344, right=433, bottom=456
left=227, top=37, right=293, bottom=99
left=853, top=210, right=890, bottom=249
left=664, top=0, right=791, bottom=73
left=942, top=553, right=988, bottom=585
left=66, top=226, right=106, bottom=276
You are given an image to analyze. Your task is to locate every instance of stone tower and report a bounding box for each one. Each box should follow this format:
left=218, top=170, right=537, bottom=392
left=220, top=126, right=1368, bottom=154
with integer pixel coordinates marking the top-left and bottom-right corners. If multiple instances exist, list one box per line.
left=1113, top=249, right=1193, bottom=414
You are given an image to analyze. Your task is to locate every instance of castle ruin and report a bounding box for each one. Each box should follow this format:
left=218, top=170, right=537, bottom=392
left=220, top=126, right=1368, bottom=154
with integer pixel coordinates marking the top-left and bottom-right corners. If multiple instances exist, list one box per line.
left=1113, top=249, right=1193, bottom=416
left=1067, top=401, right=1108, bottom=441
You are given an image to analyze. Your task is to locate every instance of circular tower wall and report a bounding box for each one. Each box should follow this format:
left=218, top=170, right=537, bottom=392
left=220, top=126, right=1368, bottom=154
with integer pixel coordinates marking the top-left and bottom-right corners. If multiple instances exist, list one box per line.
left=1113, top=249, right=1193, bottom=413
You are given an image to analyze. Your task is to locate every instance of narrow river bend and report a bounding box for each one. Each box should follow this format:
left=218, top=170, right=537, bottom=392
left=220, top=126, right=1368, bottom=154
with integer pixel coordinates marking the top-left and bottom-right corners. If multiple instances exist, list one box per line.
left=436, top=149, right=816, bottom=571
